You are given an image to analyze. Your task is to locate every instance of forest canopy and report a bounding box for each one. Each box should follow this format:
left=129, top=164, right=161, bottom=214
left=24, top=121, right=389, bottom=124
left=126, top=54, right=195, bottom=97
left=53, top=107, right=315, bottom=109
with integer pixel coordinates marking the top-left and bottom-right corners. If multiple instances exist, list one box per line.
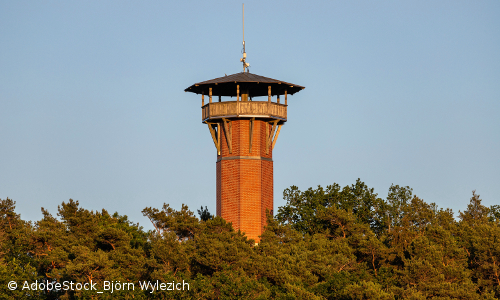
left=1, top=179, right=499, bottom=299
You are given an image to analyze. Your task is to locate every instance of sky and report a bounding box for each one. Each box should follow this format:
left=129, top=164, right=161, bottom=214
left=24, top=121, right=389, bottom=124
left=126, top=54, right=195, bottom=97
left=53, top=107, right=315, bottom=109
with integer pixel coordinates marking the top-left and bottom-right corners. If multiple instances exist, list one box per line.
left=1, top=1, right=499, bottom=230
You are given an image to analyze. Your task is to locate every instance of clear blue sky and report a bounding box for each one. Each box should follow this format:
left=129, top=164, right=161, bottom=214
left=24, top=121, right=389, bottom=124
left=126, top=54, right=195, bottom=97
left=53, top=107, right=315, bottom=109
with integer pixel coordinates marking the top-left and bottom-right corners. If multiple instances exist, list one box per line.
left=1, top=1, right=499, bottom=229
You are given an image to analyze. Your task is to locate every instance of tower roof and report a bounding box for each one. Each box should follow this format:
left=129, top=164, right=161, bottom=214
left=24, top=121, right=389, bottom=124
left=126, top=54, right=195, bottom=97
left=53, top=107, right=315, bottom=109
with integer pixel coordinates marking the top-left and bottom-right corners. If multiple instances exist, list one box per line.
left=185, top=72, right=304, bottom=97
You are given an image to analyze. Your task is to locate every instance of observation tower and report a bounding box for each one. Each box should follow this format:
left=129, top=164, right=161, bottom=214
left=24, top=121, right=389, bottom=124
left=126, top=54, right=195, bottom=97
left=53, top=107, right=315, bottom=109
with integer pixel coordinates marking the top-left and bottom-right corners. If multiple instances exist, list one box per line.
left=185, top=7, right=304, bottom=241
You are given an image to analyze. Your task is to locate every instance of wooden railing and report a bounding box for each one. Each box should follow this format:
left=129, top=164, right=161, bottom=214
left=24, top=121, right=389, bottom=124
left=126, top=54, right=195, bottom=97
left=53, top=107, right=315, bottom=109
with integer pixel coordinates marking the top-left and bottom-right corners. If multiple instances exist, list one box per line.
left=202, top=101, right=287, bottom=121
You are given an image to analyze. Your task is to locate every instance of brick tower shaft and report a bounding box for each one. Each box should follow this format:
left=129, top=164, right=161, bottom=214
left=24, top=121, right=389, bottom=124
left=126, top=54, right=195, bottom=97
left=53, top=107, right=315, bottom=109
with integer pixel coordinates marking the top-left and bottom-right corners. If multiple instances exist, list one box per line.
left=216, top=119, right=274, bottom=241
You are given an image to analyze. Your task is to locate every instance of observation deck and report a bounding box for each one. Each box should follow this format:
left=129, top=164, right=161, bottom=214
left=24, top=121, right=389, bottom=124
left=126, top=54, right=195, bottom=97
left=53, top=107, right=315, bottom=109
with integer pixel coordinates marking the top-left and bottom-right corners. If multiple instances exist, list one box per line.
left=202, top=101, right=287, bottom=122
left=185, top=72, right=303, bottom=124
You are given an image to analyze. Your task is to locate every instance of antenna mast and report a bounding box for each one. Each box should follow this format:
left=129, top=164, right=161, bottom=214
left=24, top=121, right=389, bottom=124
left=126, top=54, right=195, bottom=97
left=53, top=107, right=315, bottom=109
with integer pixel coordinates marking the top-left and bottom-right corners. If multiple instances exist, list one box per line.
left=240, top=3, right=250, bottom=72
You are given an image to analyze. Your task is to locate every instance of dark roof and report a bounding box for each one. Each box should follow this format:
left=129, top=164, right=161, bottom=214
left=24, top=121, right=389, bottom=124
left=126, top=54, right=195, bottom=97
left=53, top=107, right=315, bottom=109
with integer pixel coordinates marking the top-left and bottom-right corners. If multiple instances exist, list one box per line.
left=185, top=72, right=305, bottom=97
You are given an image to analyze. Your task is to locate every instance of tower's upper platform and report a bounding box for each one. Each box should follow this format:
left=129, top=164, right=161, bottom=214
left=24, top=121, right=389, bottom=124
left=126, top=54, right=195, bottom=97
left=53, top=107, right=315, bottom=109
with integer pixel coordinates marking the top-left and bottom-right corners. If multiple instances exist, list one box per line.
left=185, top=72, right=304, bottom=97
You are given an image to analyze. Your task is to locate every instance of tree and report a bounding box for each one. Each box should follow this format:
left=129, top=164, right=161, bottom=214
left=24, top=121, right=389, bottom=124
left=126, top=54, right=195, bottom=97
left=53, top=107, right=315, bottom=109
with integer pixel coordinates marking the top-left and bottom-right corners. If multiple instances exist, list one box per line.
left=457, top=192, right=500, bottom=298
left=276, top=179, right=383, bottom=235
left=197, top=206, right=213, bottom=221
left=1, top=182, right=499, bottom=299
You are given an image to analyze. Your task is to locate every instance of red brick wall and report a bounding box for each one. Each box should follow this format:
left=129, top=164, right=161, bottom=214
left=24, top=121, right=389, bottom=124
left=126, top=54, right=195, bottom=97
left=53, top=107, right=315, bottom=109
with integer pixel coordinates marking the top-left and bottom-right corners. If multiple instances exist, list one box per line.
left=215, top=119, right=274, bottom=242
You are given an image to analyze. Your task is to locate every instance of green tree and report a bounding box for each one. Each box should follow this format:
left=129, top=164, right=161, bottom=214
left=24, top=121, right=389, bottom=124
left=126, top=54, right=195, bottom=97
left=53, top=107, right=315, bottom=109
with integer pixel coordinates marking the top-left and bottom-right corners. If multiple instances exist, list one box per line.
left=0, top=198, right=42, bottom=299
left=197, top=206, right=213, bottom=221
left=277, top=179, right=383, bottom=235
left=457, top=192, right=500, bottom=298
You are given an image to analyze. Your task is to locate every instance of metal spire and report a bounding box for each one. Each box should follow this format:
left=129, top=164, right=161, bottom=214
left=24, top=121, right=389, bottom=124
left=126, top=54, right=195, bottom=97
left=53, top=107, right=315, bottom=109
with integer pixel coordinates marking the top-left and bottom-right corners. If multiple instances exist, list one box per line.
left=240, top=3, right=250, bottom=72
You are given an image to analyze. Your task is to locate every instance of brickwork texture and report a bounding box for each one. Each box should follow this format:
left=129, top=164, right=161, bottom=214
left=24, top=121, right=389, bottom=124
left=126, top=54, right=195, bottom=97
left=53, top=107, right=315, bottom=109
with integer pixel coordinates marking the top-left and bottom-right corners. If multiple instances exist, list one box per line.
left=215, top=119, right=274, bottom=242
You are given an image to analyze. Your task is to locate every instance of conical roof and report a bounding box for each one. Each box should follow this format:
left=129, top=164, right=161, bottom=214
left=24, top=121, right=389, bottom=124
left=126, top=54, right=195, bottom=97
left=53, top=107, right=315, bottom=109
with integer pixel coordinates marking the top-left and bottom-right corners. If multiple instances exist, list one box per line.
left=185, top=72, right=304, bottom=97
